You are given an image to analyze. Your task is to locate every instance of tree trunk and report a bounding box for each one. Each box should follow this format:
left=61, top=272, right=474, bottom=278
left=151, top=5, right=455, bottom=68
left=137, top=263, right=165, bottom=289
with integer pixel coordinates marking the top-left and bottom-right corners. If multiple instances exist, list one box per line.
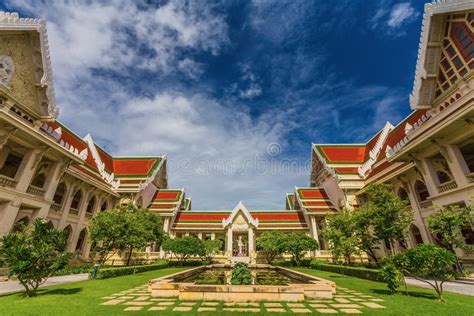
left=126, top=246, right=133, bottom=266
left=367, top=248, right=380, bottom=267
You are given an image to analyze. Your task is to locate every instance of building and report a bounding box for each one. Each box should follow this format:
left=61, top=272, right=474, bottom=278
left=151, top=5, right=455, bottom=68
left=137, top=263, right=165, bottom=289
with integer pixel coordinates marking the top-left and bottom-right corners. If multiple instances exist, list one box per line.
left=158, top=1, right=474, bottom=266
left=0, top=12, right=187, bottom=260
left=1, top=0, right=473, bottom=266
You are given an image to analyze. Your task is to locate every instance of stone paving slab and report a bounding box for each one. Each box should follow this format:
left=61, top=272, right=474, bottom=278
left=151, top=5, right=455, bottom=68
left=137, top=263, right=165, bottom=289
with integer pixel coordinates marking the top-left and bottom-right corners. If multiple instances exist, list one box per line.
left=198, top=307, right=216, bottom=312
left=340, top=308, right=362, bottom=314
left=124, top=306, right=143, bottom=311
left=361, top=302, right=385, bottom=308
left=291, top=308, right=312, bottom=313
left=265, top=302, right=283, bottom=307
left=157, top=301, right=175, bottom=306
left=148, top=306, right=167, bottom=311
left=316, top=309, right=338, bottom=314
left=287, top=303, right=306, bottom=308
left=223, top=307, right=260, bottom=312
left=267, top=308, right=286, bottom=312
left=173, top=306, right=193, bottom=311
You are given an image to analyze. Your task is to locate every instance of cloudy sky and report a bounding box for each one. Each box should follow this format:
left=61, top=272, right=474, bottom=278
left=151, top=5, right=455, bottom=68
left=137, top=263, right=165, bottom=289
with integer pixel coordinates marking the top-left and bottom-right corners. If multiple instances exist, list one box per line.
left=2, top=0, right=426, bottom=209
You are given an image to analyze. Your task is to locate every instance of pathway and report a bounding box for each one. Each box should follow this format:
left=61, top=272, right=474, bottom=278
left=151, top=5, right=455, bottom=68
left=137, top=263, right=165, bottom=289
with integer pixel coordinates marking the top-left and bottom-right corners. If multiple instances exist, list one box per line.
left=101, top=284, right=386, bottom=314
left=405, top=277, right=474, bottom=296
left=0, top=273, right=89, bottom=295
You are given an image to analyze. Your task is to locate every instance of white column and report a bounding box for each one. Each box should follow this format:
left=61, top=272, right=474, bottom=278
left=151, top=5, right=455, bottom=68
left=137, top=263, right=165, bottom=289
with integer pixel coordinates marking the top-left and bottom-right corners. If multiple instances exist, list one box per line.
left=14, top=149, right=39, bottom=192
left=58, top=183, right=76, bottom=228
left=445, top=144, right=470, bottom=187
left=211, top=232, right=216, bottom=240
left=310, top=216, right=321, bottom=256
left=226, top=228, right=233, bottom=259
left=0, top=198, right=21, bottom=236
left=420, top=158, right=439, bottom=196
left=68, top=189, right=91, bottom=253
left=43, top=161, right=64, bottom=201
left=405, top=182, right=432, bottom=243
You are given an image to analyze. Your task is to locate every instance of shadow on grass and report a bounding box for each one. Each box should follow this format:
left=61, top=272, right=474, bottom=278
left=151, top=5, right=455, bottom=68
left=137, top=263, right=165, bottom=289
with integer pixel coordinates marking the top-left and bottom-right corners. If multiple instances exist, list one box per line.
left=372, top=288, right=437, bottom=300
left=37, top=287, right=82, bottom=296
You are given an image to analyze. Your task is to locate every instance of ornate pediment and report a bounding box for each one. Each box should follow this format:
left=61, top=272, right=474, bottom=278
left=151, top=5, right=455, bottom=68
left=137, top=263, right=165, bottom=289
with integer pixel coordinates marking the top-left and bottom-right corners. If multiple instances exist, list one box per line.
left=222, top=201, right=259, bottom=228
left=0, top=12, right=58, bottom=119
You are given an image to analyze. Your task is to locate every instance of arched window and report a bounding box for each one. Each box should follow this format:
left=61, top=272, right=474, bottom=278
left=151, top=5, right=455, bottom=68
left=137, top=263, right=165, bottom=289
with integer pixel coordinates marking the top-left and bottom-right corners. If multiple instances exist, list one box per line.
left=75, top=228, right=87, bottom=253
left=100, top=201, right=108, bottom=212
left=31, top=173, right=46, bottom=188
left=436, top=171, right=451, bottom=184
left=414, top=181, right=429, bottom=202
left=410, top=224, right=424, bottom=245
left=86, top=196, right=96, bottom=214
left=46, top=221, right=54, bottom=229
left=397, top=188, right=409, bottom=201
left=53, top=182, right=67, bottom=205
left=70, top=190, right=83, bottom=210
left=63, top=225, right=72, bottom=243
left=461, top=227, right=474, bottom=245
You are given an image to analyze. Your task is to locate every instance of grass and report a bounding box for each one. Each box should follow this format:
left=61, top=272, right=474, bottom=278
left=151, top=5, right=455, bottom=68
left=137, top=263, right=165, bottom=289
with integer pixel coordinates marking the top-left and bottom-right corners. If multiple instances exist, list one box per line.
left=293, top=267, right=474, bottom=315
left=0, top=267, right=187, bottom=315
left=0, top=266, right=472, bottom=315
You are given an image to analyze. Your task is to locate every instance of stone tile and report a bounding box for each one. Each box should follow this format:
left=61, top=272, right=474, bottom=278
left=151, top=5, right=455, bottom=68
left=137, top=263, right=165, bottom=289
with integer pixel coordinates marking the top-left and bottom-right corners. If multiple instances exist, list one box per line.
left=180, top=302, right=197, bottom=306
left=201, top=302, right=219, bottom=306
left=124, top=301, right=153, bottom=306
left=133, top=296, right=149, bottom=301
left=335, top=295, right=355, bottom=298
left=316, top=309, right=338, bottom=314
left=223, top=308, right=260, bottom=313
left=361, top=302, right=385, bottom=309
left=335, top=298, right=350, bottom=303
left=101, top=296, right=116, bottom=299
left=173, top=306, right=192, bottom=312
left=148, top=306, right=167, bottom=311
left=308, top=299, right=332, bottom=303
left=267, top=308, right=286, bottom=312
left=309, top=304, right=327, bottom=308
left=331, top=304, right=361, bottom=308
left=124, top=306, right=143, bottom=311
left=264, top=303, right=283, bottom=307
left=359, top=295, right=374, bottom=298
left=369, top=298, right=384, bottom=302
left=157, top=301, right=175, bottom=306
left=291, top=308, right=312, bottom=313
left=198, top=307, right=216, bottom=312
left=101, top=299, right=125, bottom=305
left=117, top=296, right=134, bottom=300
left=340, top=309, right=362, bottom=314
left=150, top=298, right=176, bottom=301
left=349, top=298, right=364, bottom=302
left=287, top=303, right=305, bottom=308
left=224, top=302, right=259, bottom=307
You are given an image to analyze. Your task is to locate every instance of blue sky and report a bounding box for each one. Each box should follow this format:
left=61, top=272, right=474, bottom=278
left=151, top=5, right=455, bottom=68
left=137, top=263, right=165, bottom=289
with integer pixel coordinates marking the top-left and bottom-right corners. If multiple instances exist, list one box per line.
left=2, top=0, right=427, bottom=209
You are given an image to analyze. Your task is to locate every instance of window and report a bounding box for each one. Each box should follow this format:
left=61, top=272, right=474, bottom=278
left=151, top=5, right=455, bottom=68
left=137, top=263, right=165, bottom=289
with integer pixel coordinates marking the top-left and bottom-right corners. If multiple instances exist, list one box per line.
left=459, top=142, right=474, bottom=173
left=31, top=173, right=46, bottom=188
left=436, top=171, right=452, bottom=184
left=70, top=190, right=83, bottom=210
left=415, top=181, right=429, bottom=202
left=86, top=196, right=96, bottom=214
left=53, top=182, right=66, bottom=205
left=75, top=228, right=87, bottom=252
left=100, top=201, right=108, bottom=212
left=397, top=188, right=409, bottom=202
left=204, top=233, right=212, bottom=240
left=0, top=152, right=22, bottom=178
left=411, top=225, right=424, bottom=245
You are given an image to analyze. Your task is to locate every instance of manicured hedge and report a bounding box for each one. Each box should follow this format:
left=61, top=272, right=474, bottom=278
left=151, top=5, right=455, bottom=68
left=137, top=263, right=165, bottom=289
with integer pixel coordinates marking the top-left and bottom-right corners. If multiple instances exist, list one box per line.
left=91, top=260, right=169, bottom=279
left=309, top=260, right=384, bottom=282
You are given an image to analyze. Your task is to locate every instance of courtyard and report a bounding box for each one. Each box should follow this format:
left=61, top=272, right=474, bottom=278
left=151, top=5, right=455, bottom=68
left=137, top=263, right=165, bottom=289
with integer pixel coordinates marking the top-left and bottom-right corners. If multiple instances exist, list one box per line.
left=0, top=267, right=472, bottom=315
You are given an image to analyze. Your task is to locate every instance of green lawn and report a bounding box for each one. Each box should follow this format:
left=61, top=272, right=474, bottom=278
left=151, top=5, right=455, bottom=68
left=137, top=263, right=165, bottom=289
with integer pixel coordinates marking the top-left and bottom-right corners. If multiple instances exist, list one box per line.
left=0, top=268, right=187, bottom=316
left=0, top=267, right=472, bottom=315
left=293, top=267, right=474, bottom=316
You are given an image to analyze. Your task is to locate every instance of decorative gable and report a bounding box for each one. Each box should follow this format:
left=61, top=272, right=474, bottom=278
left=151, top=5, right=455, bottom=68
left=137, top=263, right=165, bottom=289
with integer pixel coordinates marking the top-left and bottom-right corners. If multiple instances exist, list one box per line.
left=222, top=201, right=259, bottom=228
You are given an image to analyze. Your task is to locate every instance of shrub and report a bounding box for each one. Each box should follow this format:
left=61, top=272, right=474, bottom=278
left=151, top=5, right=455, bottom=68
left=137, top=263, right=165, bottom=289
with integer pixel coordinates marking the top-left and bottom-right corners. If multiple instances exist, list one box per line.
left=256, top=231, right=287, bottom=264
left=309, top=260, right=384, bottom=282
left=230, top=262, right=252, bottom=285
left=92, top=260, right=169, bottom=279
left=282, top=233, right=318, bottom=266
left=0, top=219, right=71, bottom=296
left=380, top=260, right=402, bottom=293
left=52, top=264, right=93, bottom=276
left=162, top=236, right=203, bottom=264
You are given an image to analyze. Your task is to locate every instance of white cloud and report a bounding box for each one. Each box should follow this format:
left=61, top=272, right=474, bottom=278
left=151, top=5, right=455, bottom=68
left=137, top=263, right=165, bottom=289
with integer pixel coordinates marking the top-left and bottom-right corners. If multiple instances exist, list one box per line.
left=370, top=2, right=419, bottom=35
left=387, top=3, right=419, bottom=28
left=239, top=83, right=262, bottom=99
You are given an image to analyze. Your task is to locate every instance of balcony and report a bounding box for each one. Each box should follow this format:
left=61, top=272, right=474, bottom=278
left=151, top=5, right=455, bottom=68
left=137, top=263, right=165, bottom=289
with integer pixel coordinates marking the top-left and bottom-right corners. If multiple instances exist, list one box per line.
left=0, top=174, right=17, bottom=188
left=419, top=199, right=433, bottom=209
left=437, top=180, right=458, bottom=193
left=467, top=172, right=474, bottom=183
left=69, top=208, right=79, bottom=216
left=85, top=212, right=93, bottom=219
left=50, top=203, right=62, bottom=213
left=27, top=185, right=45, bottom=197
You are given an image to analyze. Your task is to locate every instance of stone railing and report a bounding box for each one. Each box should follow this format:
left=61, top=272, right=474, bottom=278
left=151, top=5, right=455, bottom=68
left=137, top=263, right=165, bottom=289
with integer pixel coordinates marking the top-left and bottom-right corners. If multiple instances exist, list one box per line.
left=437, top=180, right=458, bottom=193
left=419, top=199, right=433, bottom=209
left=467, top=172, right=474, bottom=183
left=0, top=174, right=17, bottom=188
left=27, top=185, right=45, bottom=197
left=50, top=203, right=62, bottom=213
left=69, top=208, right=79, bottom=216
left=85, top=212, right=93, bottom=219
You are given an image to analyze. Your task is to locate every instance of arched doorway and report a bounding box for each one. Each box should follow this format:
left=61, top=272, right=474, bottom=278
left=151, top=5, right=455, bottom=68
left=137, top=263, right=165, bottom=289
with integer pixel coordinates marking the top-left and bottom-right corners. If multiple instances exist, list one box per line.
left=410, top=224, right=424, bottom=245
left=75, top=228, right=87, bottom=254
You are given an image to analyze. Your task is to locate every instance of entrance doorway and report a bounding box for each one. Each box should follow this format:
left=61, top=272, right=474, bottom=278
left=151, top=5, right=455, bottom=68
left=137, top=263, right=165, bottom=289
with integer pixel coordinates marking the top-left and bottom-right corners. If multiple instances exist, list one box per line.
left=232, top=233, right=248, bottom=257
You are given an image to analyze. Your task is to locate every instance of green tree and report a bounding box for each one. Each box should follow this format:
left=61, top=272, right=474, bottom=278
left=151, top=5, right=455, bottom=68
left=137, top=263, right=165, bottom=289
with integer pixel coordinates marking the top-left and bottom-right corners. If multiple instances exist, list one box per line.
left=380, top=257, right=402, bottom=294
left=256, top=231, right=286, bottom=264
left=428, top=205, right=473, bottom=272
left=202, top=239, right=223, bottom=261
left=395, top=244, right=456, bottom=301
left=323, top=209, right=359, bottom=265
left=363, top=184, right=413, bottom=255
left=162, top=236, right=203, bottom=264
left=89, top=204, right=164, bottom=266
left=0, top=219, right=71, bottom=297
left=282, top=232, right=318, bottom=266
left=352, top=205, right=380, bottom=265
left=230, top=262, right=252, bottom=285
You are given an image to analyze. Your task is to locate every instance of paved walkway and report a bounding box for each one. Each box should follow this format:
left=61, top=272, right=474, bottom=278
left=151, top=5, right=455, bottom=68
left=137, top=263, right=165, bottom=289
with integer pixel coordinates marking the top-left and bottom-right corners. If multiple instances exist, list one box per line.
left=0, top=273, right=89, bottom=295
left=405, top=277, right=474, bottom=296
left=101, top=284, right=386, bottom=314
